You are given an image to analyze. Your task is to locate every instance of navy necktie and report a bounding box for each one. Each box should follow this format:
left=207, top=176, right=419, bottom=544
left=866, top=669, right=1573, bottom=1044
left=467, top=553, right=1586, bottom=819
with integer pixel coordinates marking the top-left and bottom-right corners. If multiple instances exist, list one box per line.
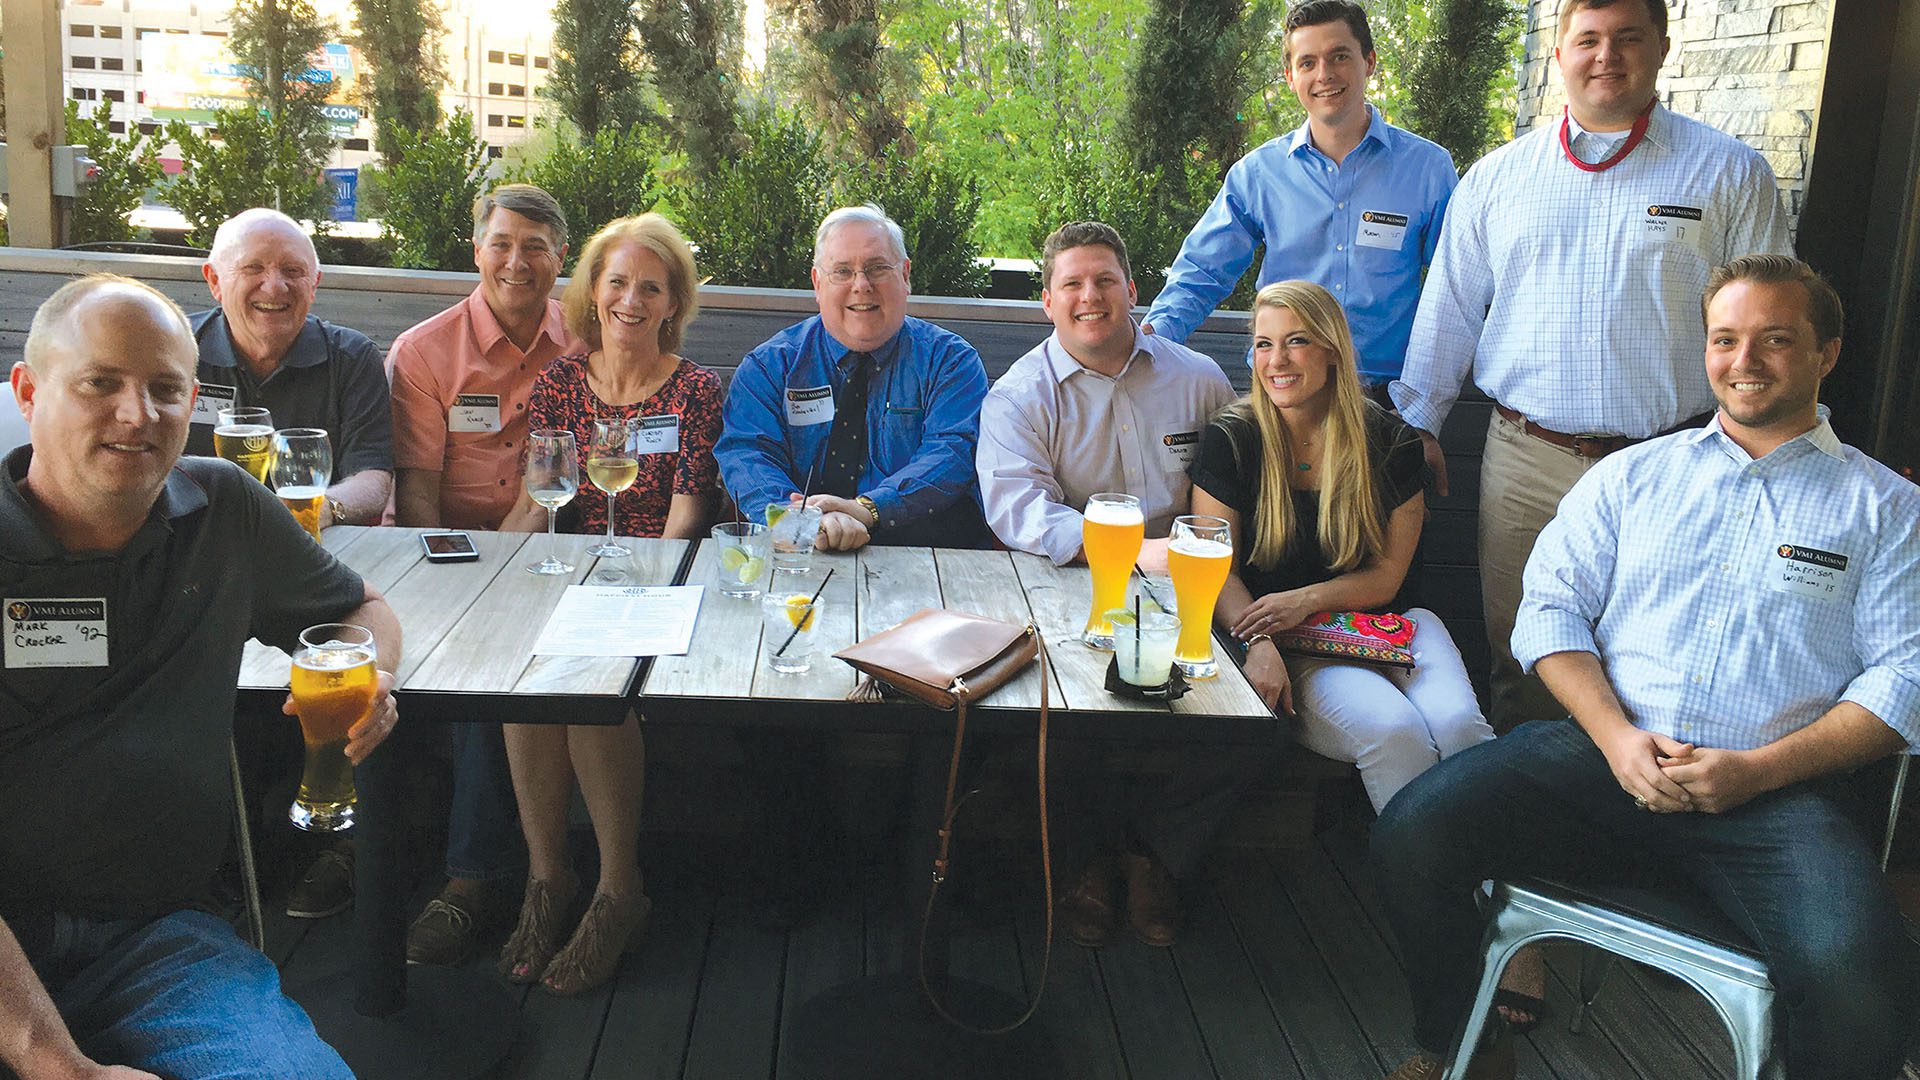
left=817, top=351, right=872, bottom=498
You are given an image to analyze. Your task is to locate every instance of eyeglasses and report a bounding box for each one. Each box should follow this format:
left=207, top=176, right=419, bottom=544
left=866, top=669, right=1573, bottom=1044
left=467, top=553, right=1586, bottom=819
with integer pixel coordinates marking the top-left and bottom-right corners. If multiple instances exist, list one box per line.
left=820, top=262, right=899, bottom=286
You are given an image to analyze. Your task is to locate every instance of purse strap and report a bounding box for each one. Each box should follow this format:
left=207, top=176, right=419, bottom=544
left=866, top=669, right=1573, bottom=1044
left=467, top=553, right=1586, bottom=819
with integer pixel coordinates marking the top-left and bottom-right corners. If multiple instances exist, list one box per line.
left=917, top=628, right=1052, bottom=1033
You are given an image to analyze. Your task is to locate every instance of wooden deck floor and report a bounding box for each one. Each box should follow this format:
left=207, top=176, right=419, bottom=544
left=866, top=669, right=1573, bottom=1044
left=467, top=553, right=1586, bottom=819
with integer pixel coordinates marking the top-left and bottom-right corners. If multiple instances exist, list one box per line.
left=259, top=817, right=1819, bottom=1080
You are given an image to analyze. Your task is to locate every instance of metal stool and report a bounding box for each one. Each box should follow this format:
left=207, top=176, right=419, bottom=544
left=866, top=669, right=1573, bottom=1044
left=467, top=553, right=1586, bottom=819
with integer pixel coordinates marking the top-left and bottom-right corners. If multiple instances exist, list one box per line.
left=1442, top=755, right=1911, bottom=1080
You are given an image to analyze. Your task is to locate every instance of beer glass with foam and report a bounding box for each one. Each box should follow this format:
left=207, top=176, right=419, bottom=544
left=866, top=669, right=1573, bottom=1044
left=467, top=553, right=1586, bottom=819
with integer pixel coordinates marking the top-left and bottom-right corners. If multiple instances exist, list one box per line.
left=214, top=406, right=274, bottom=484
left=270, top=428, right=332, bottom=541
left=1168, top=514, right=1232, bottom=678
left=1081, top=492, right=1145, bottom=649
left=289, top=623, right=377, bottom=831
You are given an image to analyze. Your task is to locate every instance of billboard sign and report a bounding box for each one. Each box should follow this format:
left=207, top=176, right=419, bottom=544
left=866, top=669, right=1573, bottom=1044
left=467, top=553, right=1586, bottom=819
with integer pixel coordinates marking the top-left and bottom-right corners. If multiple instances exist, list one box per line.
left=141, top=35, right=364, bottom=138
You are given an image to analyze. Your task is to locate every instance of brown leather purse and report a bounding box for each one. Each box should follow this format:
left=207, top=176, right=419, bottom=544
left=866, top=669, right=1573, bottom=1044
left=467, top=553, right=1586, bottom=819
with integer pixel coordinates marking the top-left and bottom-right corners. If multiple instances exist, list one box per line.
left=833, top=609, right=1053, bottom=1033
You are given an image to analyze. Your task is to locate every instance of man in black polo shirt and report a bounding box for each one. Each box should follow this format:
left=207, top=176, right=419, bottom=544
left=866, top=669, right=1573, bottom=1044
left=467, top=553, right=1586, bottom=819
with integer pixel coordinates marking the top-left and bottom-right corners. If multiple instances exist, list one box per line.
left=0, top=274, right=401, bottom=1079
left=187, top=207, right=393, bottom=528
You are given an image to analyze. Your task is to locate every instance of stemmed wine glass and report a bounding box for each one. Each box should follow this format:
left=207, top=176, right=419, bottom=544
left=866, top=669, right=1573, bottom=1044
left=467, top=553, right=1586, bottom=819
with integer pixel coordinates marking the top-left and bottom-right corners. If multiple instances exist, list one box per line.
left=585, top=417, right=637, bottom=559
left=524, top=429, right=578, bottom=575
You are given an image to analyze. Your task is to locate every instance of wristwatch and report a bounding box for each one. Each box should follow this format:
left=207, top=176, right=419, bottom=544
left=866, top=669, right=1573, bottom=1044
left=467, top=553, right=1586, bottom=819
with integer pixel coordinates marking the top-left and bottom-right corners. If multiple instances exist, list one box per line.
left=854, top=494, right=880, bottom=530
left=327, top=496, right=349, bottom=527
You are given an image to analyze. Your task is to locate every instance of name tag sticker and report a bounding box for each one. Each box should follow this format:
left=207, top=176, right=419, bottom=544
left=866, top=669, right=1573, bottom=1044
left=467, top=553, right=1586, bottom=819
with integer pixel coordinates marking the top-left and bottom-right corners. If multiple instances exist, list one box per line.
left=633, top=414, right=679, bottom=455
left=448, top=393, right=502, bottom=433
left=1160, top=429, right=1201, bottom=470
left=1769, top=543, right=1850, bottom=601
left=1642, top=204, right=1705, bottom=252
left=5, top=598, right=109, bottom=669
left=191, top=383, right=236, bottom=426
left=785, top=385, right=835, bottom=427
left=1356, top=210, right=1410, bottom=251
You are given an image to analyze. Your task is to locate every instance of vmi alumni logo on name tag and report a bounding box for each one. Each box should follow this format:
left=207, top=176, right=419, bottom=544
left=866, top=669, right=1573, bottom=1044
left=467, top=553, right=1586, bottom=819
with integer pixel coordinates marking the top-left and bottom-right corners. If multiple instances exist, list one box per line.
left=785, top=385, right=835, bottom=427
left=1160, top=429, right=1201, bottom=470
left=5, top=598, right=110, bottom=668
left=1770, top=543, right=1850, bottom=601
left=1642, top=204, right=1705, bottom=252
left=1356, top=211, right=1410, bottom=251
left=190, top=383, right=237, bottom=426
left=448, top=393, right=502, bottom=433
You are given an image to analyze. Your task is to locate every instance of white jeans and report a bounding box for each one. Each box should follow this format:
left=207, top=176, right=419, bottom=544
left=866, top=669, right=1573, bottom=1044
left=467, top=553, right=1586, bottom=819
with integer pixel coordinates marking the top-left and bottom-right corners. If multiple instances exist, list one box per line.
left=1287, top=608, right=1494, bottom=813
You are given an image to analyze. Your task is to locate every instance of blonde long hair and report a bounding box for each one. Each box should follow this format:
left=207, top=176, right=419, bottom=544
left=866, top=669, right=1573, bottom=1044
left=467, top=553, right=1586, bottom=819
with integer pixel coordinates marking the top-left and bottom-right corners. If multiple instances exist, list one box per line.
left=1237, top=280, right=1384, bottom=573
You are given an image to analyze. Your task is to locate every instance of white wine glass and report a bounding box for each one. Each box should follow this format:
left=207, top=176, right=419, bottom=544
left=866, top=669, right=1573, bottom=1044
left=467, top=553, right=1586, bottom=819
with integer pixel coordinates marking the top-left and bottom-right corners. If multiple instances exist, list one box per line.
left=585, top=417, right=637, bottom=560
left=525, top=429, right=578, bottom=575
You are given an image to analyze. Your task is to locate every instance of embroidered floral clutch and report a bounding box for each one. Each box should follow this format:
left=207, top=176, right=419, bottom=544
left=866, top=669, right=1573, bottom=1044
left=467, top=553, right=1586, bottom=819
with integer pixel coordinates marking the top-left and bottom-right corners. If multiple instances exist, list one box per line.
left=1272, top=611, right=1417, bottom=669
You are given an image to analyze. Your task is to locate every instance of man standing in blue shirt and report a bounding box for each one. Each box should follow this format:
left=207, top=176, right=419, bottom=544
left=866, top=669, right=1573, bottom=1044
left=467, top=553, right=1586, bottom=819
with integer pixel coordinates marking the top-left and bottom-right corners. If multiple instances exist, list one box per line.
left=718, top=204, right=991, bottom=549
left=1143, top=0, right=1456, bottom=390
left=1371, top=256, right=1920, bottom=1080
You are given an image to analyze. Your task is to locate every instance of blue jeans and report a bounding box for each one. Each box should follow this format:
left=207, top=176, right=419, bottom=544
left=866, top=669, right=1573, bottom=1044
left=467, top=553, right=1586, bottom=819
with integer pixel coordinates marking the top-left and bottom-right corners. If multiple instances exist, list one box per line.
left=28, top=909, right=351, bottom=1080
left=445, top=723, right=523, bottom=882
left=1372, top=718, right=1918, bottom=1078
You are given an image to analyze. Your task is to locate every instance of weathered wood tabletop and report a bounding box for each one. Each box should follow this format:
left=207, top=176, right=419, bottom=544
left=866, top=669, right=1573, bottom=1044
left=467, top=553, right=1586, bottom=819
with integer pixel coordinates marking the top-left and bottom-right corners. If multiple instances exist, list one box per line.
left=643, top=541, right=1276, bottom=742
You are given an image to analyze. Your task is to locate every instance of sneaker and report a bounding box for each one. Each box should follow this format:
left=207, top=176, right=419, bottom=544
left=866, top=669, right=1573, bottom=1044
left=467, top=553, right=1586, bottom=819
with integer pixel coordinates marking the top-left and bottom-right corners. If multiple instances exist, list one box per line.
left=285, top=846, right=354, bottom=919
left=406, top=883, right=505, bottom=966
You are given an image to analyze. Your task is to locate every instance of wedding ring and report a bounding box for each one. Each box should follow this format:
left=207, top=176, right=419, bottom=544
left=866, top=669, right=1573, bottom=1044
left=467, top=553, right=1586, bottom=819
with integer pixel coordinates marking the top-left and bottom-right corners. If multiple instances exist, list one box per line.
left=1632, top=795, right=1651, bottom=810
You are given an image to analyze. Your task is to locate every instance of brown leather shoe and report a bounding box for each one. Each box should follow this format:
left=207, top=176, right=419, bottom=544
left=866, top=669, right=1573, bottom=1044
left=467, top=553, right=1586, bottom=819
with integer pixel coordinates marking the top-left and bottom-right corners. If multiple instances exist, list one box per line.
left=1382, top=1025, right=1515, bottom=1080
left=1121, top=852, right=1180, bottom=947
left=1059, top=858, right=1119, bottom=947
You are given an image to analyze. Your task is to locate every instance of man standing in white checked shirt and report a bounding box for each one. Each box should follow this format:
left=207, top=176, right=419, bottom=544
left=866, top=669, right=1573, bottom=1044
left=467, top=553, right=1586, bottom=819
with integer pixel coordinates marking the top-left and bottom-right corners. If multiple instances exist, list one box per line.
left=1389, top=0, right=1793, bottom=732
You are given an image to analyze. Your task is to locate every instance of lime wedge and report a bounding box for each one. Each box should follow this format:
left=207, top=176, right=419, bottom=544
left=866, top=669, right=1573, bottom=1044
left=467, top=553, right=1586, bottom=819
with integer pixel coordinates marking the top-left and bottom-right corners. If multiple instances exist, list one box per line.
left=719, top=545, right=748, bottom=574
left=766, top=503, right=790, bottom=528
left=736, top=555, right=766, bottom=583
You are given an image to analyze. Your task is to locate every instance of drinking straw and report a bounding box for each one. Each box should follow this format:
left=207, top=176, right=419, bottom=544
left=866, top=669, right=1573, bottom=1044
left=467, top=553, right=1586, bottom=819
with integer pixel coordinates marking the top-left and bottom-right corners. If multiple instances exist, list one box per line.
left=1132, top=593, right=1143, bottom=685
left=774, top=567, right=835, bottom=658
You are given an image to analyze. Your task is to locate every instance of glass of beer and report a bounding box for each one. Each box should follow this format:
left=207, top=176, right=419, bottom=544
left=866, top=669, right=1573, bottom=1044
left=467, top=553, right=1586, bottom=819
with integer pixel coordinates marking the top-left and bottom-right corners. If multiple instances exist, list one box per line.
left=525, top=429, right=579, bottom=575
left=585, top=417, right=637, bottom=560
left=289, top=623, right=377, bottom=832
left=1168, top=514, right=1233, bottom=679
left=214, top=406, right=275, bottom=484
left=1081, top=492, right=1145, bottom=649
left=270, top=428, right=332, bottom=541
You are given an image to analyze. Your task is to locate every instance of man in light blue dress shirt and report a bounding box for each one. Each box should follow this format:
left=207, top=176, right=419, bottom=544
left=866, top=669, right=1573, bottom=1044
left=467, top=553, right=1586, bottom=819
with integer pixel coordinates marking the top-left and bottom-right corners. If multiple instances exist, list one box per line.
left=1371, top=256, right=1920, bottom=1080
left=1143, top=0, right=1456, bottom=389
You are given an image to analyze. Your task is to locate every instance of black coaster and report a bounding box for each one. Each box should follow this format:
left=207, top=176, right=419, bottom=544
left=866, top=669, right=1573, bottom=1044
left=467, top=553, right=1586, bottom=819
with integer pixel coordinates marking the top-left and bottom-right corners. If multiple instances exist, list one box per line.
left=1103, top=654, right=1190, bottom=701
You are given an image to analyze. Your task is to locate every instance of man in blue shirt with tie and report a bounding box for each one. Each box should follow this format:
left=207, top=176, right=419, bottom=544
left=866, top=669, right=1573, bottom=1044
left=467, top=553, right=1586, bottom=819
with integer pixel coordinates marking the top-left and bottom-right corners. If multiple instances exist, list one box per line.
left=1371, top=255, right=1920, bottom=1080
left=1143, top=0, right=1456, bottom=390
left=718, top=204, right=991, bottom=549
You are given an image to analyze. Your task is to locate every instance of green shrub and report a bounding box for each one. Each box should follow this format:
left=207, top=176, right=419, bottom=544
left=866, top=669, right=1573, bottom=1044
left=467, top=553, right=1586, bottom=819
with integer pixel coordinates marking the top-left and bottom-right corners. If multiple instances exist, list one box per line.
left=163, top=107, right=331, bottom=246
left=668, top=104, right=830, bottom=288
left=378, top=110, right=490, bottom=270
left=65, top=102, right=166, bottom=246
left=834, top=148, right=989, bottom=298
left=511, top=122, right=664, bottom=269
left=1028, top=143, right=1217, bottom=304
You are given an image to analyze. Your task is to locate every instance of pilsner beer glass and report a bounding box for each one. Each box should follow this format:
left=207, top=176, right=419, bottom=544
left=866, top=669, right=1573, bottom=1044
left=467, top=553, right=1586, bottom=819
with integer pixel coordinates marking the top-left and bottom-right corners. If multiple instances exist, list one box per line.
left=270, top=428, right=332, bottom=541
left=525, top=429, right=579, bottom=575
left=1168, top=515, right=1233, bottom=679
left=289, top=623, right=377, bottom=832
left=585, top=417, right=637, bottom=561
left=214, top=406, right=274, bottom=484
left=1081, top=492, right=1145, bottom=649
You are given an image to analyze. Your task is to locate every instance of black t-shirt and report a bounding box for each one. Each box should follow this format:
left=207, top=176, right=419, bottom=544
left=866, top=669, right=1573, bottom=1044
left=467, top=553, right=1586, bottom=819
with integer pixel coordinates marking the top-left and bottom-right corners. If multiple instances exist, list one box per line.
left=0, top=450, right=366, bottom=921
left=186, top=310, right=395, bottom=480
left=1187, top=403, right=1428, bottom=612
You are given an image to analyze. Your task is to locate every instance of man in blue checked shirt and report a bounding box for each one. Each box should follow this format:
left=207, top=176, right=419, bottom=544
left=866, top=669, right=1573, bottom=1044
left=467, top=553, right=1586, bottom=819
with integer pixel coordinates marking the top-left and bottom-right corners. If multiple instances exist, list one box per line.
left=1143, top=0, right=1456, bottom=391
left=1370, top=256, right=1920, bottom=1080
left=717, top=204, right=992, bottom=550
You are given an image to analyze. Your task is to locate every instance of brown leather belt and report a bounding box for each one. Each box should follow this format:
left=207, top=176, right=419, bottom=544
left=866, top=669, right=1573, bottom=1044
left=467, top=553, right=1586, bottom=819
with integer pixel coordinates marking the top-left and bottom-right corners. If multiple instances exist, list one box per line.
left=1494, top=404, right=1711, bottom=460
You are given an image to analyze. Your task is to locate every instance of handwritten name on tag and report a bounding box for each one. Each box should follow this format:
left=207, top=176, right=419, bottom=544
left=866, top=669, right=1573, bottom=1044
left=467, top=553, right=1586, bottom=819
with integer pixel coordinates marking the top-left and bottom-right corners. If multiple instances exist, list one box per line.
left=1641, top=204, right=1706, bottom=254
left=5, top=598, right=109, bottom=669
left=1160, top=429, right=1201, bottom=471
left=191, top=384, right=237, bottom=426
left=785, top=386, right=835, bottom=427
left=449, top=393, right=502, bottom=433
left=1356, top=210, right=1410, bottom=251
left=1768, top=543, right=1850, bottom=602
left=633, top=414, right=680, bottom=455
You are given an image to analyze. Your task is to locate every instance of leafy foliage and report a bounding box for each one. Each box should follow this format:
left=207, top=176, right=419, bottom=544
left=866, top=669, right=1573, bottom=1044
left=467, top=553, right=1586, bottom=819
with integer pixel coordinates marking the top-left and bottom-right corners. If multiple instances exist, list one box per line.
left=510, top=123, right=664, bottom=268
left=164, top=107, right=332, bottom=246
left=772, top=0, right=915, bottom=159
left=65, top=102, right=166, bottom=245
left=668, top=103, right=831, bottom=288
left=833, top=148, right=987, bottom=297
left=636, top=0, right=747, bottom=179
left=1028, top=142, right=1218, bottom=304
left=378, top=110, right=489, bottom=269
left=1405, top=0, right=1524, bottom=168
left=1126, top=0, right=1283, bottom=181
left=351, top=0, right=447, bottom=162
left=224, top=0, right=338, bottom=211
left=549, top=0, right=652, bottom=138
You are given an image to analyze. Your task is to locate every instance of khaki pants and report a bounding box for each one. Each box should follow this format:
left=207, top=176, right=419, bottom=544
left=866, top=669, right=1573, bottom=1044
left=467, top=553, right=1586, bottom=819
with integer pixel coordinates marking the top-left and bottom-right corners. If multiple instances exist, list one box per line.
left=1475, top=411, right=1608, bottom=733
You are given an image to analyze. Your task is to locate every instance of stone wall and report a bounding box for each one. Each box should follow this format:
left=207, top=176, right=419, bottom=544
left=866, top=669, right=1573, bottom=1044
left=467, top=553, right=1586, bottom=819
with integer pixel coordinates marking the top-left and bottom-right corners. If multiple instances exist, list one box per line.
left=1512, top=0, right=1834, bottom=228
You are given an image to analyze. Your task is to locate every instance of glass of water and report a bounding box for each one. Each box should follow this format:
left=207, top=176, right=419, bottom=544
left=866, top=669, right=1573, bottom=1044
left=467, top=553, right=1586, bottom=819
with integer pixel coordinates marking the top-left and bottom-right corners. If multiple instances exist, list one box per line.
left=761, top=590, right=822, bottom=674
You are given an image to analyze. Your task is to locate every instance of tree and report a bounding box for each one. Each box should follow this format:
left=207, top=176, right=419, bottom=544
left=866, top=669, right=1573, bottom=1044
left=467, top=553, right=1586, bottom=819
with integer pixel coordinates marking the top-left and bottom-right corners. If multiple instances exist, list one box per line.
left=669, top=103, right=830, bottom=287
left=1404, top=0, right=1523, bottom=168
left=224, top=0, right=338, bottom=210
left=773, top=0, right=915, bottom=158
left=549, top=0, right=651, bottom=138
left=1029, top=142, right=1215, bottom=303
left=165, top=107, right=333, bottom=245
left=351, top=0, right=447, bottom=162
left=635, top=0, right=746, bottom=179
left=834, top=149, right=988, bottom=297
left=65, top=102, right=166, bottom=245
left=378, top=110, right=489, bottom=269
left=1125, top=0, right=1282, bottom=182
left=512, top=123, right=664, bottom=266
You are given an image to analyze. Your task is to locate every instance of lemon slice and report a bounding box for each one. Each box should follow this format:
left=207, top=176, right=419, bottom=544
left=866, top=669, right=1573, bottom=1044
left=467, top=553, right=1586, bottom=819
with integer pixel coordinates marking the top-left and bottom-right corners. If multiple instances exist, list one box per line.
left=736, top=556, right=766, bottom=583
left=719, top=545, right=748, bottom=574
left=783, top=593, right=816, bottom=631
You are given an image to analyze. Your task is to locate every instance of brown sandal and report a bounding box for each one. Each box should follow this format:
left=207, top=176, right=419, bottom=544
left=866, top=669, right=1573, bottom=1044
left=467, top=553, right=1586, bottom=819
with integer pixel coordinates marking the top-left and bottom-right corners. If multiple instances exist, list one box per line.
left=541, top=890, right=652, bottom=996
left=498, top=875, right=578, bottom=984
